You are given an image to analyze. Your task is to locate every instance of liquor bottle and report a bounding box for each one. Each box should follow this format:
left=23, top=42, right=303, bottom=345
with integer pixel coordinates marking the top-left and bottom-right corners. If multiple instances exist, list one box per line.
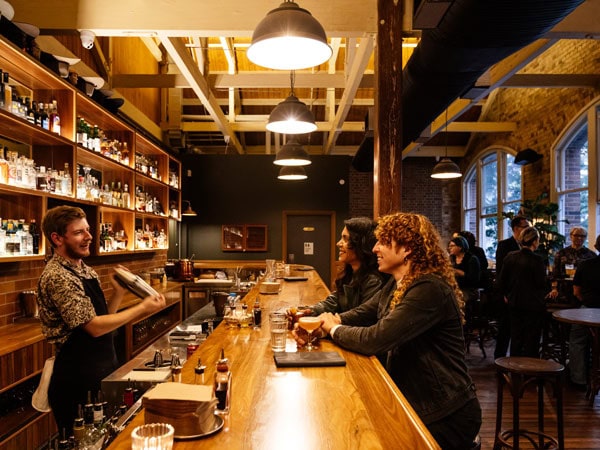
left=122, top=183, right=131, bottom=209
left=213, top=348, right=231, bottom=414
left=0, top=146, right=8, bottom=184
left=49, top=99, right=61, bottom=134
left=2, top=72, right=11, bottom=112
left=72, top=415, right=85, bottom=446
left=25, top=98, right=35, bottom=124
left=62, top=163, right=72, bottom=195
left=29, top=219, right=40, bottom=254
left=36, top=166, right=47, bottom=191
left=121, top=142, right=130, bottom=165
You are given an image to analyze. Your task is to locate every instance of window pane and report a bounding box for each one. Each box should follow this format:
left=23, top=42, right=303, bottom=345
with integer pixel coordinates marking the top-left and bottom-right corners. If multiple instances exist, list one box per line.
left=481, top=216, right=498, bottom=260
left=464, top=171, right=477, bottom=209
left=481, top=160, right=497, bottom=213
left=505, top=154, right=522, bottom=202
left=465, top=209, right=477, bottom=236
left=563, top=124, right=588, bottom=190
left=558, top=190, right=589, bottom=237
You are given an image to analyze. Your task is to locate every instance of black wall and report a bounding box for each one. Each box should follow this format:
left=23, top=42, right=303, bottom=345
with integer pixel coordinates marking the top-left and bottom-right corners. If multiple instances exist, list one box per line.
left=177, top=154, right=352, bottom=261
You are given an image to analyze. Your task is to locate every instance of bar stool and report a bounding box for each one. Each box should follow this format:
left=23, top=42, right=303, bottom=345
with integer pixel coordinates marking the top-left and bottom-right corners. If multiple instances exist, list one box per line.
left=494, top=356, right=565, bottom=450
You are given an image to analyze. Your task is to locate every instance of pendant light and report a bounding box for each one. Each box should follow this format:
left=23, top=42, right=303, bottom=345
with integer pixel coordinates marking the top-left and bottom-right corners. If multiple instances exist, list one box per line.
left=181, top=200, right=197, bottom=216
left=431, top=109, right=462, bottom=179
left=247, top=0, right=332, bottom=70
left=273, top=136, right=311, bottom=166
left=267, top=71, right=316, bottom=134
left=278, top=165, right=308, bottom=180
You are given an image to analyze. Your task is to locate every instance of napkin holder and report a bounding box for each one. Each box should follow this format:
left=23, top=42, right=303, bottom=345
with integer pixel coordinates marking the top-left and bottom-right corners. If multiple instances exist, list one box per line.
left=142, top=383, right=218, bottom=437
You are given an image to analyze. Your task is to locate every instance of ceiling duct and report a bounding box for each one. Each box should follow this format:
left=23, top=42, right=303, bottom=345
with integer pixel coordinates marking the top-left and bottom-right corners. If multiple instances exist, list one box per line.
left=352, top=107, right=374, bottom=172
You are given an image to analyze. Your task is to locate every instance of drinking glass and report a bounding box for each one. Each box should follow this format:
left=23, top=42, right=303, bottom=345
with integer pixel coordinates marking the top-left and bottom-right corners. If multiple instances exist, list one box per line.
left=131, top=423, right=174, bottom=450
left=269, top=312, right=288, bottom=352
left=297, top=317, right=322, bottom=351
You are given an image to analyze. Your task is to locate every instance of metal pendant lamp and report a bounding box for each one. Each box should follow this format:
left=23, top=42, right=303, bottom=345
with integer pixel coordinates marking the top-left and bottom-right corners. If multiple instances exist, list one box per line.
left=267, top=71, right=316, bottom=134
left=278, top=165, right=308, bottom=180
left=431, top=109, right=462, bottom=179
left=181, top=200, right=197, bottom=216
left=247, top=0, right=332, bottom=70
left=273, top=136, right=311, bottom=166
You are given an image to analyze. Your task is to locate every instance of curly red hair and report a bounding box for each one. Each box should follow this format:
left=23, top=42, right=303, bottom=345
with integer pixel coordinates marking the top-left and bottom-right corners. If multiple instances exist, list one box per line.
left=375, top=212, right=465, bottom=323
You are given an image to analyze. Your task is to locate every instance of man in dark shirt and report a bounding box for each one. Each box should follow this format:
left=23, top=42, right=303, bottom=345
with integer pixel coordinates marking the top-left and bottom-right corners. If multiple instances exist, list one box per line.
left=569, top=234, right=600, bottom=387
left=494, top=215, right=530, bottom=358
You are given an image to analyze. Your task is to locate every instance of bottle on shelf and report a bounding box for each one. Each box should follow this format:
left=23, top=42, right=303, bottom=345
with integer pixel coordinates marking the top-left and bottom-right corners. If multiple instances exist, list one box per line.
left=213, top=348, right=231, bottom=414
left=122, top=183, right=131, bottom=209
left=0, top=146, right=8, bottom=184
left=49, top=99, right=61, bottom=134
left=2, top=71, right=11, bottom=112
left=29, top=219, right=40, bottom=254
left=39, top=102, right=49, bottom=130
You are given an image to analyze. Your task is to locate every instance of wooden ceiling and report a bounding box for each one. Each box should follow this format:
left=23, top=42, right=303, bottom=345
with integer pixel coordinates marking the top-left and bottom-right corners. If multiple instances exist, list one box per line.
left=8, top=0, right=600, bottom=159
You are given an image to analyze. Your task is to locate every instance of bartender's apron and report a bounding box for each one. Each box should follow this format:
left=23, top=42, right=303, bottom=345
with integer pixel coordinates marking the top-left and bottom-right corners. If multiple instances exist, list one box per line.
left=48, top=273, right=118, bottom=434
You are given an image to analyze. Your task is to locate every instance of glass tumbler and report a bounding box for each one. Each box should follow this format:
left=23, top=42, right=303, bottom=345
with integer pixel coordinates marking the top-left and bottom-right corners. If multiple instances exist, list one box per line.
left=131, top=423, right=174, bottom=450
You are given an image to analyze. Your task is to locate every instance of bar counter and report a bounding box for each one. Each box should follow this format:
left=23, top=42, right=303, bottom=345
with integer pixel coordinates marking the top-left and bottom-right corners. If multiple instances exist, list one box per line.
left=107, top=268, right=440, bottom=450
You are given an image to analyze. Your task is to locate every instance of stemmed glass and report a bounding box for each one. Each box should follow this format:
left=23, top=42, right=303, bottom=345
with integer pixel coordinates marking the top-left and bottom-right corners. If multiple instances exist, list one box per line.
left=297, top=316, right=322, bottom=351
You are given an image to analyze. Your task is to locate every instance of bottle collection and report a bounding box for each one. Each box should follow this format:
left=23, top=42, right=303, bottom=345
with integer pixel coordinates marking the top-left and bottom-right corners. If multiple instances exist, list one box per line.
left=1, top=70, right=61, bottom=134
left=99, top=222, right=128, bottom=253
left=134, top=224, right=167, bottom=250
left=0, top=147, right=72, bottom=196
left=76, top=118, right=130, bottom=166
left=0, top=218, right=40, bottom=256
left=135, top=152, right=161, bottom=181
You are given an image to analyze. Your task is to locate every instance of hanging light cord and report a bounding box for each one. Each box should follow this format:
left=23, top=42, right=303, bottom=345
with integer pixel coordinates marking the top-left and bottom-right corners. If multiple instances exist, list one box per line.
left=444, top=108, right=449, bottom=158
left=289, top=70, right=296, bottom=97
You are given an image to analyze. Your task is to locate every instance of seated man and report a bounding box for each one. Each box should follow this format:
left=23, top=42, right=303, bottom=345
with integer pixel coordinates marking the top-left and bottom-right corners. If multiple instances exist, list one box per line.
left=569, top=234, right=600, bottom=389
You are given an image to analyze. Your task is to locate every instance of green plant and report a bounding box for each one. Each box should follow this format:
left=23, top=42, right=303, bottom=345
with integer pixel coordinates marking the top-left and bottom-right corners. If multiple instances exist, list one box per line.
left=502, top=192, right=567, bottom=265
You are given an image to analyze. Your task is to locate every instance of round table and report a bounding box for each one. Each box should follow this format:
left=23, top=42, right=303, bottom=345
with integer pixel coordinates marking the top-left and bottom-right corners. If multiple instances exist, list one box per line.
left=552, top=308, right=600, bottom=405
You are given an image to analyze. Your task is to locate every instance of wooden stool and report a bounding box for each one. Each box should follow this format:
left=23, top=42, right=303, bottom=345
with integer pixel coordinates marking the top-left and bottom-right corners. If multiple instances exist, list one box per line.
left=494, top=357, right=565, bottom=450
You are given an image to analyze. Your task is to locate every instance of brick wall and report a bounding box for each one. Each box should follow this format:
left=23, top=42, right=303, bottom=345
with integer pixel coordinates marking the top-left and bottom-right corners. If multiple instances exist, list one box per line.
left=0, top=252, right=167, bottom=327
left=464, top=39, right=600, bottom=201
left=348, top=157, right=460, bottom=243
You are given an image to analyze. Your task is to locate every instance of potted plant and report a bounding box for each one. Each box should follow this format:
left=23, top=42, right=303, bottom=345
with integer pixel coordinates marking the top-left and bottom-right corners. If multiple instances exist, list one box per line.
left=502, top=192, right=567, bottom=267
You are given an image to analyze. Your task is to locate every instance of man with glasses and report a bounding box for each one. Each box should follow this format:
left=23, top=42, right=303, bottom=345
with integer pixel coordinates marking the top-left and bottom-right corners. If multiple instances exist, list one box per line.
left=551, top=226, right=596, bottom=279
left=493, top=215, right=531, bottom=359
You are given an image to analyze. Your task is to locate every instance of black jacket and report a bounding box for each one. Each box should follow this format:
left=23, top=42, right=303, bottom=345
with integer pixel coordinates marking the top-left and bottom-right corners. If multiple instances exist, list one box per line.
left=498, top=248, right=547, bottom=312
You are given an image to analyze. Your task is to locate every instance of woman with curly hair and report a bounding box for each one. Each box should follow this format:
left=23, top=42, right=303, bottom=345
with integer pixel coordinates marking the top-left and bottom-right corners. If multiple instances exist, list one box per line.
left=317, top=212, right=481, bottom=450
left=308, top=217, right=386, bottom=315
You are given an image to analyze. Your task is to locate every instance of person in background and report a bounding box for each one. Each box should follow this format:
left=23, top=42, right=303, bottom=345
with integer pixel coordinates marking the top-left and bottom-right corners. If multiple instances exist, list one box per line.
left=313, top=213, right=481, bottom=450
left=497, top=226, right=547, bottom=357
left=568, top=233, right=600, bottom=389
left=454, top=230, right=490, bottom=290
left=448, top=235, right=480, bottom=304
left=307, top=217, right=386, bottom=315
left=37, top=206, right=166, bottom=435
left=494, top=215, right=531, bottom=358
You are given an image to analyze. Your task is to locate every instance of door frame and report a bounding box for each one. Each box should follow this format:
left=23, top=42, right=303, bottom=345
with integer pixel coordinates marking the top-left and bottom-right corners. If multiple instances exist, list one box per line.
left=282, top=210, right=337, bottom=288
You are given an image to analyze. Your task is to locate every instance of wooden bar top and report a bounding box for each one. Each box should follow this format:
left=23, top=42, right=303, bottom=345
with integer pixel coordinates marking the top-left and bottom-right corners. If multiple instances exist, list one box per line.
left=107, top=268, right=440, bottom=450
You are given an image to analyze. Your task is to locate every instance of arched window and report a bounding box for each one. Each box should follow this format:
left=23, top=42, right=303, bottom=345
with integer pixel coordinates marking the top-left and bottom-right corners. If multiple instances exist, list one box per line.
left=463, top=149, right=522, bottom=262
left=554, top=119, right=590, bottom=238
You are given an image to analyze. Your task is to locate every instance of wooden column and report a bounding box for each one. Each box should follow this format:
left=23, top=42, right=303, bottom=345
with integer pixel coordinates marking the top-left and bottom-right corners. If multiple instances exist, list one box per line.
left=374, top=0, right=404, bottom=217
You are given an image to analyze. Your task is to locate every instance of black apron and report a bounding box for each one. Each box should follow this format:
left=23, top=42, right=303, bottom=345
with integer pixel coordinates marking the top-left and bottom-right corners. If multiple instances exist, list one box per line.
left=48, top=271, right=118, bottom=434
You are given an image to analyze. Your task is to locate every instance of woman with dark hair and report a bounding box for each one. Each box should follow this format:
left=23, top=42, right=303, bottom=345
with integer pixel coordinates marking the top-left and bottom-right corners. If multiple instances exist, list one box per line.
left=310, top=213, right=481, bottom=450
left=448, top=235, right=480, bottom=304
left=309, top=217, right=385, bottom=314
left=498, top=226, right=548, bottom=357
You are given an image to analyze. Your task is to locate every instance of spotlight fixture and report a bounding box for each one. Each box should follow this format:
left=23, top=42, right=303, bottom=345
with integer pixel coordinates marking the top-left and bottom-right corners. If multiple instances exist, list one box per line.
left=181, top=200, right=197, bottom=217
left=273, top=136, right=311, bottom=166
left=247, top=0, right=332, bottom=70
left=267, top=71, right=316, bottom=134
left=278, top=165, right=307, bottom=180
left=431, top=109, right=462, bottom=179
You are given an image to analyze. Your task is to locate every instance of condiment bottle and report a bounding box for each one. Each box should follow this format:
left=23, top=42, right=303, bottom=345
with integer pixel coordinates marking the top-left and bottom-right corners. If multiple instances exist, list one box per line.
left=253, top=299, right=262, bottom=328
left=194, top=357, right=206, bottom=384
left=213, top=348, right=231, bottom=414
left=171, top=354, right=182, bottom=382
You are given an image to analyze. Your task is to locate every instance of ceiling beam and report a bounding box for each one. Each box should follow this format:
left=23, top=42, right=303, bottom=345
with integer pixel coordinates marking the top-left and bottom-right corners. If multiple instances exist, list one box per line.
left=181, top=121, right=366, bottom=133
left=501, top=73, right=600, bottom=88
left=324, top=34, right=375, bottom=154
left=158, top=34, right=244, bottom=153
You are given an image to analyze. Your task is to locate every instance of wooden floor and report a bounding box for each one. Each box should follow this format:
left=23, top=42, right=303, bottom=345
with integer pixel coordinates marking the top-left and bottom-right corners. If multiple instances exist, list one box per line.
left=466, top=341, right=600, bottom=449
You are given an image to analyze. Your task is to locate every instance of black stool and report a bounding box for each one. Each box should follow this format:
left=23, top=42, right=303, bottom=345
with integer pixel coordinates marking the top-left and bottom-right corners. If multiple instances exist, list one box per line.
left=494, top=357, right=565, bottom=450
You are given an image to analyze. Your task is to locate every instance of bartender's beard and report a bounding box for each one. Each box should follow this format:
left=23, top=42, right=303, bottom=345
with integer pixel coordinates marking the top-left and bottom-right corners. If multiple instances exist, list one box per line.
left=63, top=241, right=91, bottom=261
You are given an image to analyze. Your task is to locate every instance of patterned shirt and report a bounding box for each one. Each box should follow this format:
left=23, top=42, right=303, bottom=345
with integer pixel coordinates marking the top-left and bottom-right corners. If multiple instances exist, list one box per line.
left=552, top=245, right=597, bottom=277
left=37, top=254, right=99, bottom=345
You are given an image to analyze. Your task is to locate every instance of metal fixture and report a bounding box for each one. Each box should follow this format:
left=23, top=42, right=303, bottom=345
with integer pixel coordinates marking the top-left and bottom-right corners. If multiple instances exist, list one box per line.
left=181, top=200, right=197, bottom=216
left=431, top=109, right=461, bottom=179
left=267, top=71, right=316, bottom=134
left=247, top=0, right=332, bottom=70
left=514, top=148, right=542, bottom=166
left=277, top=165, right=308, bottom=180
left=273, top=136, right=311, bottom=166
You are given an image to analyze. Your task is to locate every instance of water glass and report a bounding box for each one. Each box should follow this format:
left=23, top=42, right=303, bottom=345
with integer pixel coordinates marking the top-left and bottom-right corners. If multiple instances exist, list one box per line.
left=269, top=312, right=288, bottom=352
left=131, top=423, right=174, bottom=450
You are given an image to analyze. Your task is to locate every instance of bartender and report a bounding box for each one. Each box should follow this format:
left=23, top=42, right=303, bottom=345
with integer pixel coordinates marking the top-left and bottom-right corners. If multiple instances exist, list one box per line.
left=37, top=206, right=166, bottom=435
